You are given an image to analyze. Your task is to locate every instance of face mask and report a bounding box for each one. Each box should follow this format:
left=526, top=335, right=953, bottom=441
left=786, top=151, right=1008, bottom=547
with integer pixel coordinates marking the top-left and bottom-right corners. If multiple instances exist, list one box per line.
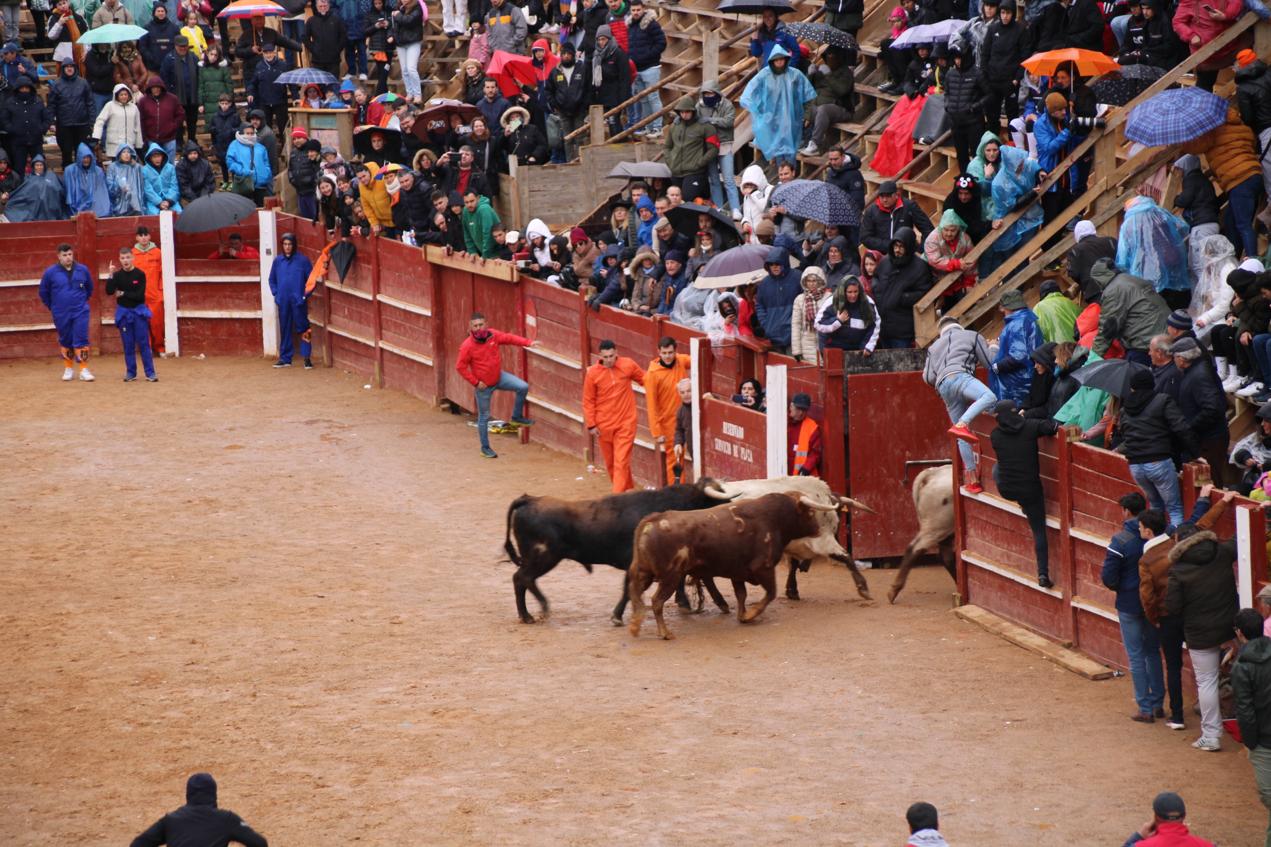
left=702, top=92, right=720, bottom=106
left=472, top=329, right=492, bottom=341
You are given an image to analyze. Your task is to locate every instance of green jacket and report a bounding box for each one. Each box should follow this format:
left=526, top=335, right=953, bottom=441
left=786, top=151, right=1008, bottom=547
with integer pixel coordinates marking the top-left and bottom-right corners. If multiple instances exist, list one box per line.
left=1089, top=260, right=1168, bottom=356
left=810, top=64, right=854, bottom=109
left=1233, top=636, right=1271, bottom=750
left=1033, top=290, right=1081, bottom=344
left=198, top=60, right=234, bottom=117
left=462, top=196, right=501, bottom=258
left=663, top=114, right=718, bottom=178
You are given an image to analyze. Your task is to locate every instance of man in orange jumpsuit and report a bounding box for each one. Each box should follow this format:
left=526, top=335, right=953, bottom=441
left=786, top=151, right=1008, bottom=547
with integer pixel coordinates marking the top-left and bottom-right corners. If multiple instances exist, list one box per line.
left=644, top=335, right=690, bottom=485
left=583, top=339, right=646, bottom=493
left=131, top=225, right=165, bottom=355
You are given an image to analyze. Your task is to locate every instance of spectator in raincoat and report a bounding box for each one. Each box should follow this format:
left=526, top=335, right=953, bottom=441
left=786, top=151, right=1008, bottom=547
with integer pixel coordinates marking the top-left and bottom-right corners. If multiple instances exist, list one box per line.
left=63, top=142, right=112, bottom=218
left=1115, top=195, right=1191, bottom=309
left=1172, top=154, right=1221, bottom=283
left=141, top=142, right=182, bottom=213
left=984, top=133, right=1044, bottom=276
left=817, top=275, right=880, bottom=354
left=1032, top=279, right=1080, bottom=343
left=990, top=289, right=1044, bottom=404
left=923, top=208, right=976, bottom=309
left=106, top=142, right=145, bottom=216
left=1179, top=106, right=1262, bottom=259
left=1, top=156, right=67, bottom=222
left=1189, top=234, right=1237, bottom=342
left=739, top=44, right=816, bottom=167
left=739, top=164, right=773, bottom=242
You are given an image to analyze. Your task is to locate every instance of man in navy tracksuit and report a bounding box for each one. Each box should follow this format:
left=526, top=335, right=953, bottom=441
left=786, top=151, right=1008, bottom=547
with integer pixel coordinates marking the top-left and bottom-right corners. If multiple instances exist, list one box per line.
left=268, top=232, right=314, bottom=368
left=38, top=243, right=96, bottom=382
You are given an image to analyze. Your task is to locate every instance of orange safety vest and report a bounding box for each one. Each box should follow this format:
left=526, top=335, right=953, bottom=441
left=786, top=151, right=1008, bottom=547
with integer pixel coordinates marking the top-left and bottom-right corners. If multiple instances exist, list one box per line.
left=794, top=416, right=820, bottom=478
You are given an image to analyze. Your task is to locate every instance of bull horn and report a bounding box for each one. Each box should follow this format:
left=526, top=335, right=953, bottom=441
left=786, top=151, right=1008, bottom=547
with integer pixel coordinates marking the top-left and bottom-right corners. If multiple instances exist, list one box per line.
left=837, top=496, right=877, bottom=515
left=704, top=480, right=732, bottom=500
left=799, top=495, right=839, bottom=512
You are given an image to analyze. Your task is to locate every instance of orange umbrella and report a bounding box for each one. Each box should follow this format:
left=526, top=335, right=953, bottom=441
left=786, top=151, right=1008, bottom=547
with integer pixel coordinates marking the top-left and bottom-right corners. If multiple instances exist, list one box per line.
left=1021, top=48, right=1119, bottom=78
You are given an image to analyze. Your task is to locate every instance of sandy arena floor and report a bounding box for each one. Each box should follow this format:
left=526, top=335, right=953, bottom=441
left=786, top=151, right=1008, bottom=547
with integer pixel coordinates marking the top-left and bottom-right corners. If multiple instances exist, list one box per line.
left=0, top=356, right=1264, bottom=845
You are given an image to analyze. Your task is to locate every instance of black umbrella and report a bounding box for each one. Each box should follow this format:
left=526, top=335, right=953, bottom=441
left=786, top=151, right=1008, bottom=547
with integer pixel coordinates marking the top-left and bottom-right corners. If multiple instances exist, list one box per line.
left=330, top=240, right=357, bottom=283
left=1071, top=358, right=1149, bottom=398
left=784, top=22, right=858, bottom=52
left=665, top=202, right=742, bottom=250
left=1091, top=70, right=1165, bottom=107
left=353, top=125, right=405, bottom=165
left=718, top=0, right=793, bottom=13
left=174, top=192, right=258, bottom=233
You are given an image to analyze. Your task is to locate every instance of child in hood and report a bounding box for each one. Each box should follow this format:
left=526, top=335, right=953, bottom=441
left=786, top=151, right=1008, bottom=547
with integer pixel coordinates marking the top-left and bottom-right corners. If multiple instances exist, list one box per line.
left=208, top=92, right=240, bottom=182
left=142, top=142, right=182, bottom=213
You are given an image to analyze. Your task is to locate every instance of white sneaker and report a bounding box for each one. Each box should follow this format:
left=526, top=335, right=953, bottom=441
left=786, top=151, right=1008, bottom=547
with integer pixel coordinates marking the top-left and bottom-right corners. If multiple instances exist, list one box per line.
left=78, top=368, right=95, bottom=382
left=61, top=366, right=74, bottom=381
left=1191, top=736, right=1220, bottom=752
left=358, top=73, right=368, bottom=81
left=800, top=141, right=819, bottom=156
left=732, top=208, right=743, bottom=222
left=1224, top=374, right=1245, bottom=392
left=1237, top=381, right=1265, bottom=398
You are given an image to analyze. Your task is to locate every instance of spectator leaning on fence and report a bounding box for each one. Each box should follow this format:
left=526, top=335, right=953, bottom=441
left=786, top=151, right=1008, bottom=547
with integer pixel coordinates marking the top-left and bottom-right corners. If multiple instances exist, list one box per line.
left=1233, top=606, right=1271, bottom=846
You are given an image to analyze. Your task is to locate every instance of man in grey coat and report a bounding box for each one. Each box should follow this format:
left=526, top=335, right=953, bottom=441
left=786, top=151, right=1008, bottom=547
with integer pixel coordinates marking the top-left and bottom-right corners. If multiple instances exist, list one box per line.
left=924, top=314, right=996, bottom=493
left=485, top=0, right=527, bottom=54
left=697, top=79, right=739, bottom=216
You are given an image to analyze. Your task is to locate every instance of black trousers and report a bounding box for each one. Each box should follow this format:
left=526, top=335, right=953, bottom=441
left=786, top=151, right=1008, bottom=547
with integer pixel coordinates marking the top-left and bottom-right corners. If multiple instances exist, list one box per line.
left=1041, top=188, right=1073, bottom=249
left=56, top=124, right=91, bottom=169
left=1198, top=435, right=1229, bottom=487
left=312, top=60, right=341, bottom=79
left=880, top=38, right=908, bottom=83
left=178, top=103, right=199, bottom=146
left=951, top=119, right=983, bottom=174
left=1004, top=488, right=1049, bottom=580
left=1212, top=324, right=1254, bottom=377
left=262, top=102, right=288, bottom=139
left=982, top=79, right=1019, bottom=134
left=680, top=172, right=708, bottom=204
left=1159, top=614, right=1185, bottom=721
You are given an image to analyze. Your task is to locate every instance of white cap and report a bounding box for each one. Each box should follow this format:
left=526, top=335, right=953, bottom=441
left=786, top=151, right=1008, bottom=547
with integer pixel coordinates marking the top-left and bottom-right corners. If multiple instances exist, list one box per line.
left=505, top=230, right=520, bottom=242
left=1073, top=220, right=1096, bottom=242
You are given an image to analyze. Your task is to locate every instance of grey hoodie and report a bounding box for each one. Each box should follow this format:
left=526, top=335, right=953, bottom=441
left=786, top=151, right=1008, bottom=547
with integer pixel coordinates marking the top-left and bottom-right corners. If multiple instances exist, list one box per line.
left=924, top=323, right=992, bottom=387
left=907, top=830, right=950, bottom=847
left=696, top=79, right=735, bottom=145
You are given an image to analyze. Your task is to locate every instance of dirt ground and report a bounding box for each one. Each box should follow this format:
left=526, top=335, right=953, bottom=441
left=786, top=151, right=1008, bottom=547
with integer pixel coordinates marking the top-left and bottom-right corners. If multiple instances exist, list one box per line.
left=1, top=356, right=1264, bottom=846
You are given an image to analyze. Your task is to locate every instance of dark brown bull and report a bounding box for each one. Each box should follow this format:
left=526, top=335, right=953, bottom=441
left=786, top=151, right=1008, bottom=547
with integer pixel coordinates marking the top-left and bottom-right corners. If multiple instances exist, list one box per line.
left=627, top=492, right=837, bottom=640
left=503, top=478, right=733, bottom=624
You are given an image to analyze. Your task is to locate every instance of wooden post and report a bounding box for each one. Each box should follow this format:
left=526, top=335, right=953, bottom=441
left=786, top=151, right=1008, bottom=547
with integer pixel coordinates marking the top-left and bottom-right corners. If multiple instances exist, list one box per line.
left=1056, top=431, right=1077, bottom=645
left=77, top=213, right=101, bottom=353
left=1257, top=19, right=1271, bottom=58
left=1092, top=131, right=1120, bottom=219
left=588, top=104, right=606, bottom=146
left=370, top=234, right=384, bottom=388
left=702, top=29, right=720, bottom=85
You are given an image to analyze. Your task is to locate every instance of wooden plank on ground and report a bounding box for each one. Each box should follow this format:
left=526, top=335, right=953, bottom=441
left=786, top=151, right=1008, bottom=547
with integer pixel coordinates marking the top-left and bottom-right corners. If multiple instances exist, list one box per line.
left=953, top=604, right=1115, bottom=681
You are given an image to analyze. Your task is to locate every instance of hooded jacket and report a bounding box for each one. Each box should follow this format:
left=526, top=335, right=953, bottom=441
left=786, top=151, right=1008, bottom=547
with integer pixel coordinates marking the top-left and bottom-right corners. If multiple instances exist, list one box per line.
left=129, top=772, right=267, bottom=847
left=4, top=156, right=66, bottom=222
left=1174, top=0, right=1245, bottom=69
left=871, top=227, right=932, bottom=343
left=0, top=76, right=51, bottom=147
left=923, top=209, right=975, bottom=289
left=980, top=10, right=1028, bottom=83
left=1033, top=289, right=1080, bottom=343
left=1171, top=154, right=1221, bottom=228
left=943, top=52, right=985, bottom=124
left=627, top=6, right=665, bottom=70
left=740, top=164, right=773, bottom=240
left=754, top=247, right=802, bottom=348
left=461, top=194, right=501, bottom=258
left=0, top=150, right=21, bottom=196
left=1233, top=635, right=1271, bottom=750
left=696, top=80, right=735, bottom=145
left=1138, top=496, right=1224, bottom=626
left=49, top=60, right=95, bottom=127
left=663, top=95, right=718, bottom=176
left=93, top=83, right=145, bottom=155
left=106, top=142, right=145, bottom=215
left=739, top=44, right=817, bottom=164
left=1066, top=231, right=1118, bottom=290
left=138, top=75, right=183, bottom=143
left=1117, top=382, right=1195, bottom=465
left=924, top=322, right=992, bottom=390
left=860, top=194, right=933, bottom=253
left=790, top=267, right=832, bottom=361
left=1180, top=106, right=1261, bottom=192
left=85, top=44, right=118, bottom=96
left=990, top=307, right=1044, bottom=404
left=64, top=142, right=113, bottom=217
left=226, top=130, right=272, bottom=187
left=1236, top=58, right=1271, bottom=134
left=176, top=141, right=215, bottom=203
left=824, top=154, right=865, bottom=211
left=142, top=142, right=182, bottom=213
left=817, top=281, right=879, bottom=352
left=990, top=407, right=1059, bottom=501
left=1165, top=530, right=1239, bottom=650
left=304, top=5, right=347, bottom=64
left=1090, top=259, right=1169, bottom=355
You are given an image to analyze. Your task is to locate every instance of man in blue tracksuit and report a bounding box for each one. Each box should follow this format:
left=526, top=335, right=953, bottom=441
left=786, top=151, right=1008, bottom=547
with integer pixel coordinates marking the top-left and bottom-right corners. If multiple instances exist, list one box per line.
left=39, top=243, right=96, bottom=382
left=754, top=246, right=802, bottom=353
left=268, top=232, right=314, bottom=368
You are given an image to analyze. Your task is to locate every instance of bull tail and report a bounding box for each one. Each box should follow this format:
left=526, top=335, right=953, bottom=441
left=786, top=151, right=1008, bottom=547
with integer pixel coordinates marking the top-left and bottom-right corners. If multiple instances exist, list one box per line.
left=504, top=495, right=533, bottom=567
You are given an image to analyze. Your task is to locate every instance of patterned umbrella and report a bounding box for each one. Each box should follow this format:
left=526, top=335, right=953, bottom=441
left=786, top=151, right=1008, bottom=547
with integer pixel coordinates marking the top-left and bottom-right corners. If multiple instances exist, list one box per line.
left=666, top=202, right=742, bottom=250
left=1021, top=47, right=1120, bottom=77
left=77, top=23, right=148, bottom=44
left=275, top=68, right=338, bottom=86
left=718, top=0, right=794, bottom=14
left=418, top=98, right=480, bottom=124
left=890, top=19, right=965, bottom=49
left=1090, top=64, right=1165, bottom=106
left=770, top=179, right=860, bottom=226
left=693, top=243, right=772, bottom=289
left=606, top=160, right=672, bottom=179
left=371, top=91, right=401, bottom=104
left=784, top=22, right=858, bottom=51
left=217, top=0, right=284, bottom=16
left=1125, top=88, right=1229, bottom=146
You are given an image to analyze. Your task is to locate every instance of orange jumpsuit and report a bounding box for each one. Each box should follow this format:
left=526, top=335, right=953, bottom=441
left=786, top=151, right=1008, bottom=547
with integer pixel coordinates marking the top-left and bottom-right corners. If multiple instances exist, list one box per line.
left=644, top=352, right=690, bottom=485
left=583, top=356, right=645, bottom=492
left=132, top=244, right=164, bottom=354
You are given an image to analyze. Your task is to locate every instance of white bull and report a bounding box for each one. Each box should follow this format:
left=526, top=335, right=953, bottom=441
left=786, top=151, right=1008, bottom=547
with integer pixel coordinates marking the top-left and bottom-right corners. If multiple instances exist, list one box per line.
left=709, top=476, right=875, bottom=601
left=887, top=464, right=957, bottom=604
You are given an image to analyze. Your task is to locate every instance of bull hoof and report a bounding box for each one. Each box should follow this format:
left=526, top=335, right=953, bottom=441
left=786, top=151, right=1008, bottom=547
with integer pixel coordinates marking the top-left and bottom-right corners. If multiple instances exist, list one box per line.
left=611, top=614, right=625, bottom=626
left=857, top=587, right=874, bottom=602
left=628, top=621, right=642, bottom=638
left=887, top=586, right=900, bottom=604
left=659, top=630, right=675, bottom=640
left=785, top=590, right=801, bottom=601
left=520, top=615, right=538, bottom=624
left=740, top=610, right=763, bottom=623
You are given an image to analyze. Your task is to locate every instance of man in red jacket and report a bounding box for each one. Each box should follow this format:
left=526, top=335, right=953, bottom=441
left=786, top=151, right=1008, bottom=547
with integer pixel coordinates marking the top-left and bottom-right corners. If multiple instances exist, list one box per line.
left=456, top=312, right=534, bottom=459
left=1122, top=791, right=1213, bottom=846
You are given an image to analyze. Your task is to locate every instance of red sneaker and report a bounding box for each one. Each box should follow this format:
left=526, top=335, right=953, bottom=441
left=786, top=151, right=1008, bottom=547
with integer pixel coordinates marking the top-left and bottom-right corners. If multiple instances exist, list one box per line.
left=963, top=480, right=984, bottom=495
left=948, top=423, right=978, bottom=441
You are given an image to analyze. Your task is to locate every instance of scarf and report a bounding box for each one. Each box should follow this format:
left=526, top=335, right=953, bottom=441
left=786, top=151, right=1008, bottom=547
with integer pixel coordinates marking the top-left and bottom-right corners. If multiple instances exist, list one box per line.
left=235, top=130, right=256, bottom=145
left=592, top=39, right=615, bottom=87
left=802, top=286, right=824, bottom=324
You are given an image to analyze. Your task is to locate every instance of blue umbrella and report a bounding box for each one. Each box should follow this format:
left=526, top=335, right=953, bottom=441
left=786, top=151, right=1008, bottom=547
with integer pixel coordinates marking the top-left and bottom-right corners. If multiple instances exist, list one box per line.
left=890, top=19, right=965, bottom=49
left=770, top=179, right=860, bottom=227
left=275, top=68, right=339, bottom=86
left=1125, top=88, right=1229, bottom=147
left=77, top=23, right=148, bottom=44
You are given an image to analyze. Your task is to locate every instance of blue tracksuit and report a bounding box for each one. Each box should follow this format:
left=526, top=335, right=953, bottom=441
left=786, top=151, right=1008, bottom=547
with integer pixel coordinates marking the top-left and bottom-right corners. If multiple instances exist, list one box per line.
left=38, top=261, right=94, bottom=349
left=116, top=303, right=156, bottom=379
left=269, top=249, right=314, bottom=363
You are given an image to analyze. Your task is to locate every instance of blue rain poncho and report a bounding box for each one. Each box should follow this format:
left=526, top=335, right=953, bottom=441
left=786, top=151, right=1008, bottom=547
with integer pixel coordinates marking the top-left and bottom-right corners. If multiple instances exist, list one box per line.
left=106, top=142, right=145, bottom=217
left=739, top=45, right=817, bottom=165
left=1115, top=196, right=1191, bottom=294
left=3, top=156, right=67, bottom=222
left=141, top=141, right=182, bottom=215
left=63, top=142, right=112, bottom=218
left=988, top=143, right=1043, bottom=254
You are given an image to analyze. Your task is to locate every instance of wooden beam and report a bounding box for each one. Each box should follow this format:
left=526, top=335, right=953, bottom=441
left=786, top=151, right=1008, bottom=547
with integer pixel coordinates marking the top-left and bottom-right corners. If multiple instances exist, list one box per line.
left=954, top=604, right=1115, bottom=680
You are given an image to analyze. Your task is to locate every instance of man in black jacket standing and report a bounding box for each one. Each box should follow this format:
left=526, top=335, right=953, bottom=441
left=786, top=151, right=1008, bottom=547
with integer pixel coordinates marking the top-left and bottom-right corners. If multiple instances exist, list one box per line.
left=1171, top=336, right=1229, bottom=485
left=1232, top=606, right=1271, bottom=841
left=979, top=0, right=1027, bottom=134
left=305, top=0, right=348, bottom=79
left=990, top=399, right=1061, bottom=588
left=943, top=45, right=985, bottom=173
left=160, top=35, right=200, bottom=146
left=130, top=773, right=267, bottom=847
left=860, top=181, right=932, bottom=253
left=824, top=147, right=864, bottom=249
left=1118, top=369, right=1195, bottom=527
left=48, top=59, right=94, bottom=170
left=547, top=42, right=589, bottom=161
left=870, top=227, right=932, bottom=348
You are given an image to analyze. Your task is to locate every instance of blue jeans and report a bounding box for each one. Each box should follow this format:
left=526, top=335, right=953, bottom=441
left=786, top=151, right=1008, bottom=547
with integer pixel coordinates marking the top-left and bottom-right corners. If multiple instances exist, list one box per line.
left=344, top=39, right=367, bottom=76
left=630, top=66, right=663, bottom=132
left=1226, top=174, right=1263, bottom=258
left=1253, top=333, right=1271, bottom=384
left=707, top=148, right=741, bottom=213
left=1111, top=13, right=1130, bottom=47
left=1130, top=458, right=1183, bottom=526
left=1118, top=610, right=1165, bottom=714
left=937, top=371, right=997, bottom=470
left=475, top=370, right=528, bottom=449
